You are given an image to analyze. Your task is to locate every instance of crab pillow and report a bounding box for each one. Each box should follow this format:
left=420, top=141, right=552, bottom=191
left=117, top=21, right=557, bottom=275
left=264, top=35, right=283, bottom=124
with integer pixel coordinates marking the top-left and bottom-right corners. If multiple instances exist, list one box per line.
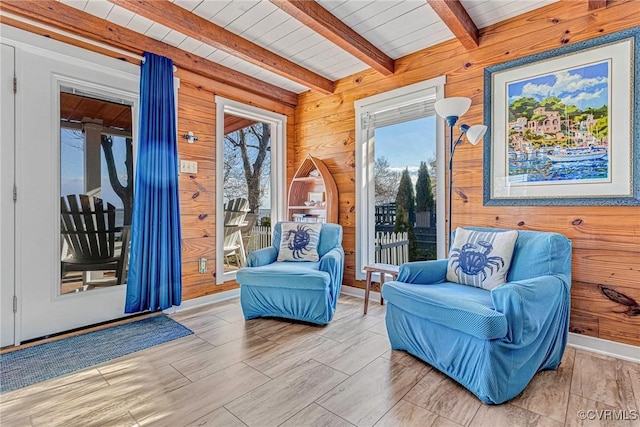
left=446, top=227, right=518, bottom=290
left=277, top=222, right=322, bottom=262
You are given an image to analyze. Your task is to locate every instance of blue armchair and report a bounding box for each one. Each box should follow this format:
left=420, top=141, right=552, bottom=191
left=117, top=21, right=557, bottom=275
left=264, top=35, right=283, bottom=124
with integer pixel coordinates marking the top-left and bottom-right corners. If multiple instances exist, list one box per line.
left=381, top=228, right=572, bottom=404
left=236, top=222, right=344, bottom=325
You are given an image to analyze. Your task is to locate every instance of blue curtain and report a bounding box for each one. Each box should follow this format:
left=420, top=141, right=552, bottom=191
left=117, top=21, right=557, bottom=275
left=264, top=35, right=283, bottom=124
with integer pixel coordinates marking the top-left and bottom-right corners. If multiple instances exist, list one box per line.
left=125, top=52, right=182, bottom=313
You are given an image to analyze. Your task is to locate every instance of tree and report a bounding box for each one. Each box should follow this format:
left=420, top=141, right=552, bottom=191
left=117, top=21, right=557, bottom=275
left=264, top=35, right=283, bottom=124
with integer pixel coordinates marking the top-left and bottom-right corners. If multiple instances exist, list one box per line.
left=101, top=135, right=133, bottom=225
left=374, top=156, right=401, bottom=205
left=223, top=136, right=248, bottom=201
left=415, top=161, right=434, bottom=213
left=224, top=123, right=271, bottom=213
left=393, top=205, right=418, bottom=261
left=540, top=96, right=565, bottom=112
left=530, top=113, right=547, bottom=122
left=395, top=169, right=418, bottom=261
left=428, top=156, right=437, bottom=202
left=509, top=97, right=538, bottom=120
left=594, top=116, right=608, bottom=140
left=395, top=168, right=415, bottom=225
left=394, top=205, right=407, bottom=233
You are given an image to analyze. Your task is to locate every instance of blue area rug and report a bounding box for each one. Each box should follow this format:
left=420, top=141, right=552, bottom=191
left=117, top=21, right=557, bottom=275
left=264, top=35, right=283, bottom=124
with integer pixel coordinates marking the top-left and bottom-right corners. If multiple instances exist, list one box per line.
left=0, top=315, right=193, bottom=393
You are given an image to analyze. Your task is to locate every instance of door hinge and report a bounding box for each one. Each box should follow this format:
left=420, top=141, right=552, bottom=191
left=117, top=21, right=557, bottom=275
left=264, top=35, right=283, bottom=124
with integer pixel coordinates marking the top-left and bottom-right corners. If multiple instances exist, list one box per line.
left=13, top=296, right=17, bottom=313
left=13, top=76, right=17, bottom=94
left=13, top=185, right=17, bottom=202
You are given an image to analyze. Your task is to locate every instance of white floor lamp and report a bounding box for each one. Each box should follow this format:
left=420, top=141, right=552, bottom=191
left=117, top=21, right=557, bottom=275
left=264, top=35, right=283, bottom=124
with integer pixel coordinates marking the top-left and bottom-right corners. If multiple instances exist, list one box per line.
left=434, top=97, right=487, bottom=249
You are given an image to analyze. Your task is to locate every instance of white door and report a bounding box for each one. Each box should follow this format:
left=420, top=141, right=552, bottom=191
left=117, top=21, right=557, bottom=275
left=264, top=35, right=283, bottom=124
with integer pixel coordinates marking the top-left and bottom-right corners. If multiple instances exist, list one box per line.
left=1, top=43, right=16, bottom=347
left=8, top=28, right=139, bottom=342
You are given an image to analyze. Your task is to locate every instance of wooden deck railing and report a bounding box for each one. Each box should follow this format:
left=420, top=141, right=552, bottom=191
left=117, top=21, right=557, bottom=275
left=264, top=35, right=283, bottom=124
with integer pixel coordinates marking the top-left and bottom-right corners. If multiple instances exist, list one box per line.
left=247, top=225, right=272, bottom=252
left=375, top=231, right=408, bottom=265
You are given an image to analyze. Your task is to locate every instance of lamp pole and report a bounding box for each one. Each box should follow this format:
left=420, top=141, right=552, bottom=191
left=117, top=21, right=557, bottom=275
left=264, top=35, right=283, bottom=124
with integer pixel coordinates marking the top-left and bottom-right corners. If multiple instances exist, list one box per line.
left=447, top=119, right=456, bottom=251
left=434, top=97, right=485, bottom=254
left=447, top=121, right=468, bottom=249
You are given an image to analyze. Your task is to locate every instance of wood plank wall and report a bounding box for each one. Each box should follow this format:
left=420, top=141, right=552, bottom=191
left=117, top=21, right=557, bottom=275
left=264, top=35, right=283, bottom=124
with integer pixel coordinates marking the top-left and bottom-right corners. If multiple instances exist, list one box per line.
left=294, top=1, right=640, bottom=346
left=175, top=72, right=296, bottom=301
left=3, top=20, right=297, bottom=304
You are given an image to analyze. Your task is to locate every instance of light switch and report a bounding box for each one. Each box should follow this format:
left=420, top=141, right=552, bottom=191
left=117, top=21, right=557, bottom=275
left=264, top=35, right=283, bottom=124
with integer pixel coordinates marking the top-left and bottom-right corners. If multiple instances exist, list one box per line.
left=180, top=160, right=198, bottom=174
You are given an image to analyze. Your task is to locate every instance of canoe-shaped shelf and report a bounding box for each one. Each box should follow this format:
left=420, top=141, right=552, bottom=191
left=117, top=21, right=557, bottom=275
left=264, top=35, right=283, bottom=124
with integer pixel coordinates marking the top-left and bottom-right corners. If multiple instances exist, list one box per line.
left=287, top=155, right=338, bottom=224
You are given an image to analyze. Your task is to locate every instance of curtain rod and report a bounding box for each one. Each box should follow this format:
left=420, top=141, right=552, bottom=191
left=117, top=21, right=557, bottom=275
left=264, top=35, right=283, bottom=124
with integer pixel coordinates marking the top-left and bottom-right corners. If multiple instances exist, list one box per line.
left=1, top=11, right=178, bottom=71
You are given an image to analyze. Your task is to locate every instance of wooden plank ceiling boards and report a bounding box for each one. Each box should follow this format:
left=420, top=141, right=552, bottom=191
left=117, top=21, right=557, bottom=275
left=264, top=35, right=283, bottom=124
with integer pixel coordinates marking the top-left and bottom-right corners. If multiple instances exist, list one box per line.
left=0, top=0, right=299, bottom=107
left=427, top=0, right=480, bottom=50
left=223, top=115, right=259, bottom=135
left=108, top=0, right=335, bottom=94
left=60, top=93, right=132, bottom=133
left=270, top=0, right=395, bottom=76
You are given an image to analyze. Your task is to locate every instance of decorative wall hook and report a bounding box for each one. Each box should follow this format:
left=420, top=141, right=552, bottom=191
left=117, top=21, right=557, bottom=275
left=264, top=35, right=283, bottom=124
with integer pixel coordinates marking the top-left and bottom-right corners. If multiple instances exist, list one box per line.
left=183, top=131, right=198, bottom=143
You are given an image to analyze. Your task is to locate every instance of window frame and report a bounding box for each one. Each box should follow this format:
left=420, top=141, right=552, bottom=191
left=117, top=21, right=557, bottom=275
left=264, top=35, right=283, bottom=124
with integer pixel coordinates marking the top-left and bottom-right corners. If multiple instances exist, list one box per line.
left=215, top=96, right=287, bottom=284
left=354, top=76, right=447, bottom=281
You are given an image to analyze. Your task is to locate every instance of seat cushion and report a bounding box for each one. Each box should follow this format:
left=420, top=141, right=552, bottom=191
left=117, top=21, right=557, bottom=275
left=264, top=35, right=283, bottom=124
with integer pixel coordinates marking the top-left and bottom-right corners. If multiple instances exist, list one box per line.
left=236, top=261, right=330, bottom=291
left=382, top=281, right=508, bottom=340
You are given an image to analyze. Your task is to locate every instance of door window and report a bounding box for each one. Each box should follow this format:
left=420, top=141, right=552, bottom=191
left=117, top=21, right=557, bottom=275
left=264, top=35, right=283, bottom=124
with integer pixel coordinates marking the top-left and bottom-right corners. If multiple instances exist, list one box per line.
left=222, top=115, right=271, bottom=273
left=354, top=77, right=447, bottom=280
left=215, top=96, right=286, bottom=283
left=59, top=88, right=134, bottom=295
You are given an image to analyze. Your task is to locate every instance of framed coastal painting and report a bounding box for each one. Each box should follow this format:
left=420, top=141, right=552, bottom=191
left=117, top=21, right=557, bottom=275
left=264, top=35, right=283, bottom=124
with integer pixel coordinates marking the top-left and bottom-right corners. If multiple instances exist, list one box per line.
left=483, top=27, right=640, bottom=206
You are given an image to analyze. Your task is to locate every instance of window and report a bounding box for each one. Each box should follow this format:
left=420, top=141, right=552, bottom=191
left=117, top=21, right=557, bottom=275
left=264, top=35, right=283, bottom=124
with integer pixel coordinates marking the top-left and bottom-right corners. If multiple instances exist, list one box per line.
left=59, top=85, right=135, bottom=295
left=215, top=96, right=286, bottom=283
left=354, top=77, right=447, bottom=280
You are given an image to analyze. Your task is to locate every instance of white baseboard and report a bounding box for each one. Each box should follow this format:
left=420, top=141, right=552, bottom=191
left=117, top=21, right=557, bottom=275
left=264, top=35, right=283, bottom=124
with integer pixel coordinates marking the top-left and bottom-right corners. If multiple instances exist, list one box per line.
left=341, top=285, right=640, bottom=363
left=568, top=333, right=639, bottom=363
left=163, top=288, right=240, bottom=314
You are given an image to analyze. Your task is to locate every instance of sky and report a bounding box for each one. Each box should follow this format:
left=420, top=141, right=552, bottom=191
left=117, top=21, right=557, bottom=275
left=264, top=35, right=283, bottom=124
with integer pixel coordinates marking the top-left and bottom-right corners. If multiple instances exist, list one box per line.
left=61, top=129, right=129, bottom=208
left=375, top=115, right=437, bottom=181
left=507, top=60, right=609, bottom=110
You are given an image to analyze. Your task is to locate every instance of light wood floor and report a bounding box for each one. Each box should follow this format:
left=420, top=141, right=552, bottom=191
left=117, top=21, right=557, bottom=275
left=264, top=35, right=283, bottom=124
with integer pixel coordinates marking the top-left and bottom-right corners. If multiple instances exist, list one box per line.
left=1, top=295, right=639, bottom=427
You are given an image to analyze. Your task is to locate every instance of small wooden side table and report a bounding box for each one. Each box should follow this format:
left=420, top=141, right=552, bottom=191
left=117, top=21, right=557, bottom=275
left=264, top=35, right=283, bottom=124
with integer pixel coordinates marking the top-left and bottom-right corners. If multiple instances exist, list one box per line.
left=364, top=263, right=400, bottom=314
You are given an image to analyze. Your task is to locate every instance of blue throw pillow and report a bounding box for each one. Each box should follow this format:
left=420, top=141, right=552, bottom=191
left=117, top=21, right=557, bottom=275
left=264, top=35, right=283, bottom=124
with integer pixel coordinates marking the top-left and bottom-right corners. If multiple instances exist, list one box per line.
left=446, top=227, right=518, bottom=290
left=277, top=222, right=322, bottom=262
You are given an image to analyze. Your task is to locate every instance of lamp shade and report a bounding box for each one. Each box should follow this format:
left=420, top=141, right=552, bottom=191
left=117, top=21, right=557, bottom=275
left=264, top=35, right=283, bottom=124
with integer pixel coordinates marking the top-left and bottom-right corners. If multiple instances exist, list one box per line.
left=434, top=97, right=471, bottom=119
left=466, top=124, right=487, bottom=145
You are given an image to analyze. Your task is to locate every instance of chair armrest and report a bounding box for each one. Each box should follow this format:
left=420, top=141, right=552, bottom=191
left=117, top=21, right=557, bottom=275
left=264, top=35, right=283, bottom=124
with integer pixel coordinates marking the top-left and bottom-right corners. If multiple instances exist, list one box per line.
left=319, top=247, right=345, bottom=302
left=319, top=247, right=344, bottom=273
left=247, top=247, right=277, bottom=267
left=491, top=275, right=570, bottom=346
left=319, top=247, right=345, bottom=280
left=397, top=260, right=448, bottom=284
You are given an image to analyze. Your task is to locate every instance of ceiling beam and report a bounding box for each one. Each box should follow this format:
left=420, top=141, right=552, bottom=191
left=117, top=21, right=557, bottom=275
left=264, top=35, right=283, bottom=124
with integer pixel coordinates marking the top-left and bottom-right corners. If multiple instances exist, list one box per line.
left=0, top=1, right=298, bottom=107
left=588, top=0, right=608, bottom=10
left=109, top=0, right=334, bottom=94
left=426, top=0, right=479, bottom=50
left=270, top=0, right=395, bottom=76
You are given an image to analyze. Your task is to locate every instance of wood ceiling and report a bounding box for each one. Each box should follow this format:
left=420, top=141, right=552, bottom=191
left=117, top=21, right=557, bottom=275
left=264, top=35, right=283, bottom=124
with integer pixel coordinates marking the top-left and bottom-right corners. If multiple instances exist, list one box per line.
left=60, top=92, right=133, bottom=132
left=224, top=114, right=259, bottom=135
left=1, top=0, right=610, bottom=108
